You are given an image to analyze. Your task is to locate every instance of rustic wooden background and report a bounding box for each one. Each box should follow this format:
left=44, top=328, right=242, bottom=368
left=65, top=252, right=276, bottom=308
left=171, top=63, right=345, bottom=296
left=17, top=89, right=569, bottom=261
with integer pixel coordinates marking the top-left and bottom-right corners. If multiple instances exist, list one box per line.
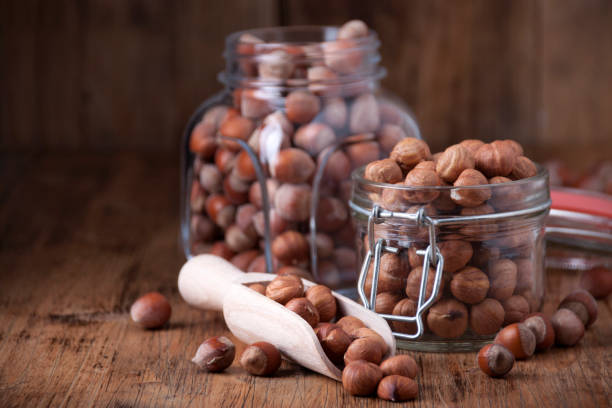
left=1, top=0, right=611, bottom=160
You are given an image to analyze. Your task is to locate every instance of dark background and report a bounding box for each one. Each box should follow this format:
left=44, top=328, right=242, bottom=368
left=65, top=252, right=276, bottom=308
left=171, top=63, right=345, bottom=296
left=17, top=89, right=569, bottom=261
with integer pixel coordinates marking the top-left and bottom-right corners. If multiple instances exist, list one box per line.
left=1, top=0, right=611, bottom=163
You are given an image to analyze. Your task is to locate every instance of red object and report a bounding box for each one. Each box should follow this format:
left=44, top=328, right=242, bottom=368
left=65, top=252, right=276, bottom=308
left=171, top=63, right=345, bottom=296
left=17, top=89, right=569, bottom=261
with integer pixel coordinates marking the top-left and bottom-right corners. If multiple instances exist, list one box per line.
left=550, top=188, right=612, bottom=219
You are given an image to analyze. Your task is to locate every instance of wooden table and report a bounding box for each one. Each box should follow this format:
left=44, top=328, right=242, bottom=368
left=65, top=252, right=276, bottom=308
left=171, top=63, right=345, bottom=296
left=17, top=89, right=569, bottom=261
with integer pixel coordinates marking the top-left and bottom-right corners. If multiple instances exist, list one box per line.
left=1, top=153, right=610, bottom=407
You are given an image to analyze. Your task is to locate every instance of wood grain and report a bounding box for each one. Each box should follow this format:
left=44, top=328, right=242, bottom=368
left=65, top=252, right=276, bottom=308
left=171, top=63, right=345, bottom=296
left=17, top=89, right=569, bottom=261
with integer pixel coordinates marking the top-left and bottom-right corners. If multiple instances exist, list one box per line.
left=0, top=153, right=610, bottom=407
left=1, top=1, right=611, bottom=160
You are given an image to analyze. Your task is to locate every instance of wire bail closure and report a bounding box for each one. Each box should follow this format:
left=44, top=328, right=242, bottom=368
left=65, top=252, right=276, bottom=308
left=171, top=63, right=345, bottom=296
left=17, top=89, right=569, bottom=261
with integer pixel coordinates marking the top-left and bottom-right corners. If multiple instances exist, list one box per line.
left=356, top=204, right=445, bottom=340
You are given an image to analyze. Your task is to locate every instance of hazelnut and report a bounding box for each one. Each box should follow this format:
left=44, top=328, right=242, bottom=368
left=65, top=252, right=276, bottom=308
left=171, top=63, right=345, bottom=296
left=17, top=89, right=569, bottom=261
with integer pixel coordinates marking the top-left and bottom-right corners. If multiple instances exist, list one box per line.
left=223, top=172, right=250, bottom=204
left=487, top=259, right=518, bottom=301
left=580, top=266, right=612, bottom=299
left=426, top=299, right=468, bottom=339
left=314, top=233, right=335, bottom=259
left=458, top=139, right=485, bottom=155
left=377, top=375, right=418, bottom=402
left=317, top=147, right=351, bottom=183
left=342, top=360, right=383, bottom=396
left=258, top=49, right=294, bottom=80
left=315, top=197, right=348, bottom=232
left=366, top=252, right=408, bottom=294
left=380, top=354, right=419, bottom=379
left=293, top=123, right=336, bottom=155
left=271, top=148, right=315, bottom=184
left=336, top=316, right=366, bottom=337
left=190, top=180, right=207, bottom=213
left=230, top=250, right=260, bottom=271
left=503, top=139, right=524, bottom=156
left=364, top=159, right=403, bottom=184
left=130, top=292, right=172, bottom=329
left=488, top=176, right=525, bottom=211
left=320, top=326, right=352, bottom=365
left=191, top=336, right=235, bottom=372
left=494, top=323, right=536, bottom=359
left=471, top=244, right=500, bottom=269
left=353, top=327, right=389, bottom=356
left=271, top=230, right=309, bottom=265
left=285, top=90, right=320, bottom=124
left=210, top=241, right=235, bottom=261
left=265, top=274, right=304, bottom=304
left=285, top=297, right=320, bottom=327
left=307, top=66, right=338, bottom=96
left=559, top=289, right=598, bottom=327
left=391, top=298, right=418, bottom=334
left=511, top=156, right=537, bottom=180
left=214, top=148, right=237, bottom=174
left=247, top=255, right=272, bottom=273
left=225, top=224, right=257, bottom=253
left=450, top=169, right=491, bottom=207
left=346, top=141, right=381, bottom=170
left=253, top=209, right=290, bottom=238
left=450, top=267, right=490, bottom=304
left=405, top=266, right=444, bottom=302
left=247, top=283, right=267, bottom=295
left=318, top=261, right=342, bottom=289
left=350, top=93, right=380, bottom=134
left=469, top=298, right=505, bottom=335
left=414, top=160, right=436, bottom=171
left=321, top=97, right=348, bottom=128
left=408, top=240, right=473, bottom=274
left=475, top=141, right=517, bottom=177
left=189, top=121, right=217, bottom=158
left=235, top=203, right=258, bottom=232
left=522, top=312, right=555, bottom=351
left=375, top=292, right=402, bottom=315
left=436, top=144, right=475, bottom=183
left=380, top=182, right=410, bottom=211
left=305, top=285, right=337, bottom=322
left=502, top=295, right=530, bottom=324
left=240, top=341, right=282, bottom=376
left=249, top=178, right=279, bottom=209
left=390, top=138, right=432, bottom=172
left=219, top=115, right=254, bottom=152
left=377, top=124, right=407, bottom=153
left=403, top=168, right=441, bottom=203
left=234, top=150, right=258, bottom=181
left=338, top=19, right=369, bottom=40
left=477, top=343, right=514, bottom=378
left=551, top=309, right=585, bottom=347
left=199, top=164, right=223, bottom=193
left=274, top=183, right=312, bottom=222
left=459, top=204, right=498, bottom=237
left=314, top=322, right=338, bottom=340
left=277, top=265, right=315, bottom=281
left=205, top=194, right=236, bottom=229
left=344, top=337, right=383, bottom=365
left=240, top=89, right=273, bottom=120
left=190, top=214, right=215, bottom=242
left=324, top=39, right=363, bottom=74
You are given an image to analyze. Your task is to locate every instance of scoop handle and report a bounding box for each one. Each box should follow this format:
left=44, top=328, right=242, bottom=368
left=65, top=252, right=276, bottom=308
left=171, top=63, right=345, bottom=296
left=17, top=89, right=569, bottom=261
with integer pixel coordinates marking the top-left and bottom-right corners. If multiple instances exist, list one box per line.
left=178, top=254, right=246, bottom=311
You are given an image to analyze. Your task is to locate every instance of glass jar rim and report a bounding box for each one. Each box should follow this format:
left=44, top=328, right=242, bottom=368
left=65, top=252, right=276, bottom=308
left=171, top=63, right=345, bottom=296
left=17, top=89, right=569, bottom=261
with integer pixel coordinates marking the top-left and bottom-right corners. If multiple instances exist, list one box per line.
left=351, top=164, right=549, bottom=192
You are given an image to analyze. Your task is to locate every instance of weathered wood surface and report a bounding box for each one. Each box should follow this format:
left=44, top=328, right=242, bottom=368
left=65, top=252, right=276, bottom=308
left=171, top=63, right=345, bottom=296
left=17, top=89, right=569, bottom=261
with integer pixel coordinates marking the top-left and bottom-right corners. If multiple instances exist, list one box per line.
left=0, top=153, right=610, bottom=407
left=2, top=0, right=612, bottom=160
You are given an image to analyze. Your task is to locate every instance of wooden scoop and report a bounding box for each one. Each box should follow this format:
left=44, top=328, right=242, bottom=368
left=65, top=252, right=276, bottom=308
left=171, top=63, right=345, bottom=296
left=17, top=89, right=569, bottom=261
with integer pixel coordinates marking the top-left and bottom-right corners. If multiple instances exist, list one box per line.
left=178, top=254, right=396, bottom=381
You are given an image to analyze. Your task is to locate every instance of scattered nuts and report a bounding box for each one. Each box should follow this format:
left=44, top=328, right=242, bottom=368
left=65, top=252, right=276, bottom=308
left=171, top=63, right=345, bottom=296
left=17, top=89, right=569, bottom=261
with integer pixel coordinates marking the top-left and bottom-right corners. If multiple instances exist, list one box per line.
left=342, top=360, right=383, bottom=396
left=265, top=274, right=304, bottom=304
left=377, top=375, right=418, bottom=402
left=380, top=355, right=419, bottom=379
left=522, top=312, right=555, bottom=351
left=494, top=323, right=536, bottom=359
left=130, top=292, right=172, bottom=329
left=580, top=266, right=612, bottom=299
left=558, top=289, right=598, bottom=327
left=551, top=308, right=585, bottom=347
left=469, top=298, right=505, bottom=335
left=285, top=297, right=320, bottom=327
left=305, top=285, right=337, bottom=322
left=240, top=341, right=282, bottom=376
left=426, top=299, right=468, bottom=339
left=192, top=336, right=235, bottom=372
left=477, top=343, right=514, bottom=378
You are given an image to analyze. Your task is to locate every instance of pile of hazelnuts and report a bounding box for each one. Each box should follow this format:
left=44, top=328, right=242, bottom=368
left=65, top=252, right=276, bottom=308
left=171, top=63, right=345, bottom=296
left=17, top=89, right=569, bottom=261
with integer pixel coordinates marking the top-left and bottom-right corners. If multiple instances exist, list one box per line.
left=187, top=19, right=416, bottom=288
left=360, top=138, right=544, bottom=340
left=478, top=288, right=598, bottom=377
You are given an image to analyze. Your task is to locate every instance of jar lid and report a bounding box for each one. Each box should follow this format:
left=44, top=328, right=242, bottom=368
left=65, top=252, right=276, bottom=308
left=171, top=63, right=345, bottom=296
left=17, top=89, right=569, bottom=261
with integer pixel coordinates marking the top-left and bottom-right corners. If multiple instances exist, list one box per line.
left=546, top=187, right=612, bottom=269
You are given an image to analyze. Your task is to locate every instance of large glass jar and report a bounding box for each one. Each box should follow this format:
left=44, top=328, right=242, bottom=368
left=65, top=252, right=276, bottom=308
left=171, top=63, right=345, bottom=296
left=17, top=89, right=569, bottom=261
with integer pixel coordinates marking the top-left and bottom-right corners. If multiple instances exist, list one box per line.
left=181, top=25, right=420, bottom=291
left=349, top=166, right=551, bottom=351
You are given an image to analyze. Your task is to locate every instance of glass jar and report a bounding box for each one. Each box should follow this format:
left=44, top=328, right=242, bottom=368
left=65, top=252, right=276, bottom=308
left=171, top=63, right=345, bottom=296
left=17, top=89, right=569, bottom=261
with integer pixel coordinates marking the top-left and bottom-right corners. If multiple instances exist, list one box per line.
left=181, top=25, right=421, bottom=291
left=349, top=166, right=551, bottom=351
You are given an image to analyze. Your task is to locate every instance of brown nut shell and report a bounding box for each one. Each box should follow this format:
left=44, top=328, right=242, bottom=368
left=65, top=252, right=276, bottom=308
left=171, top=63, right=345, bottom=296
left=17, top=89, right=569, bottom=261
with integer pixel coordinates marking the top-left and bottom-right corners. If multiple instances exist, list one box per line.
left=380, top=355, right=419, bottom=379
left=494, top=323, right=536, bottom=359
left=426, top=298, right=468, bottom=339
left=477, top=343, right=514, bottom=378
left=265, top=274, right=304, bottom=304
left=450, top=267, right=490, bottom=304
left=344, top=337, right=383, bottom=365
left=192, top=336, right=235, bottom=372
left=551, top=309, right=585, bottom=347
left=342, top=360, right=383, bottom=396
left=522, top=312, right=555, bottom=351
left=377, top=375, right=418, bottom=402
left=559, top=289, right=598, bottom=327
left=130, top=292, right=172, bottom=329
left=336, top=316, right=366, bottom=337
left=469, top=298, right=504, bottom=335
left=240, top=341, right=282, bottom=376
left=285, top=297, right=320, bottom=327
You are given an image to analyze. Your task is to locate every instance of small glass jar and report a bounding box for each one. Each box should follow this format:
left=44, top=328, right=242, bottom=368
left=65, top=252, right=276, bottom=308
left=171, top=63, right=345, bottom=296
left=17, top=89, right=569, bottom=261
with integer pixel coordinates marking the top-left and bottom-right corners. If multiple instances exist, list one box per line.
left=181, top=25, right=420, bottom=291
left=349, top=166, right=551, bottom=351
